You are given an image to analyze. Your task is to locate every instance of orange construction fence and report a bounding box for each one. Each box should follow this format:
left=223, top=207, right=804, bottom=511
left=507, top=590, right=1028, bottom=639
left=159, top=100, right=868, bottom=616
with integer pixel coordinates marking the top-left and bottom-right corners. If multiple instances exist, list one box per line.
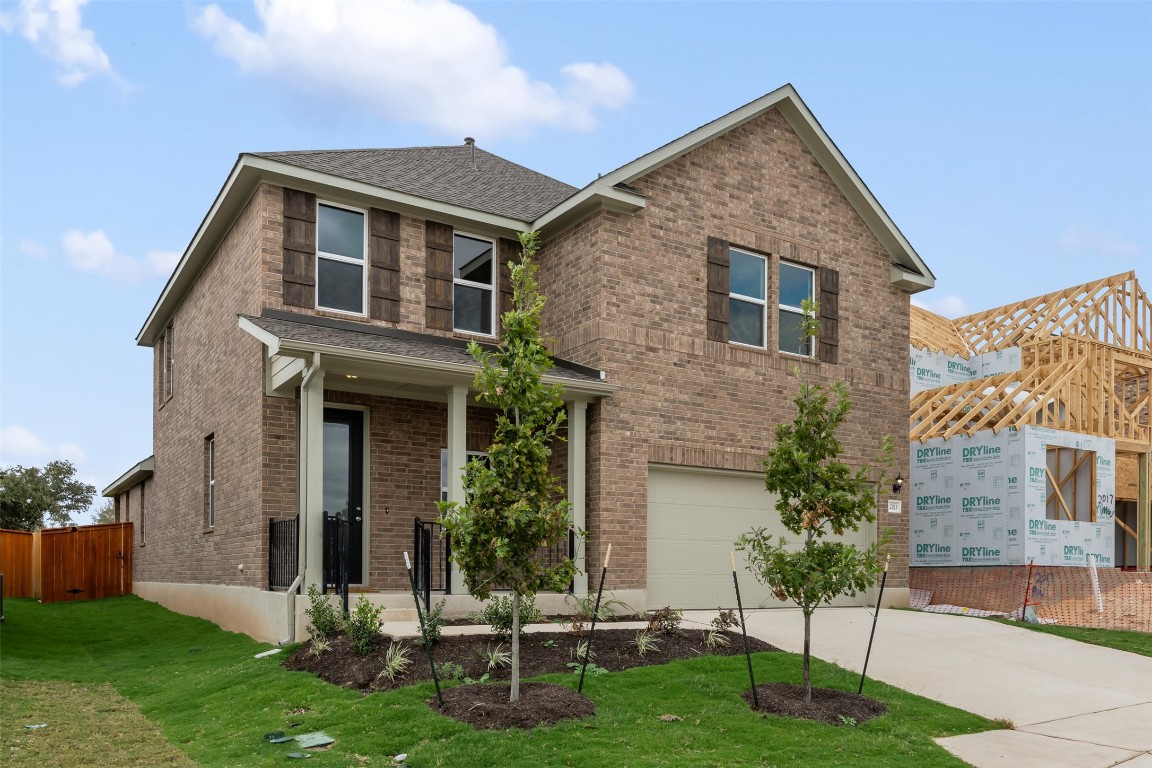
left=911, top=564, right=1151, bottom=633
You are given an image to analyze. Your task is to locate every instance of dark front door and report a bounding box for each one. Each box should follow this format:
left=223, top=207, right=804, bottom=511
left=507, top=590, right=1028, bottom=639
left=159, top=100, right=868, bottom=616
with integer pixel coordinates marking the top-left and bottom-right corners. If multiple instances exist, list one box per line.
left=324, top=408, right=364, bottom=584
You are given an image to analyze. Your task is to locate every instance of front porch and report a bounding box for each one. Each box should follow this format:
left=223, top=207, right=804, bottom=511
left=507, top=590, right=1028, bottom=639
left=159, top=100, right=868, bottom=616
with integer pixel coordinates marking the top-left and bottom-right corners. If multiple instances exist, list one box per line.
left=243, top=309, right=616, bottom=608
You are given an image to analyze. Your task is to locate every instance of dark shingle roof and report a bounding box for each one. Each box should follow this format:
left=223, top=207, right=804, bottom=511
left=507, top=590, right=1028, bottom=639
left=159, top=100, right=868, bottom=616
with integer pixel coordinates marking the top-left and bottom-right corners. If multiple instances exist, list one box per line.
left=243, top=310, right=605, bottom=386
left=251, top=145, right=577, bottom=221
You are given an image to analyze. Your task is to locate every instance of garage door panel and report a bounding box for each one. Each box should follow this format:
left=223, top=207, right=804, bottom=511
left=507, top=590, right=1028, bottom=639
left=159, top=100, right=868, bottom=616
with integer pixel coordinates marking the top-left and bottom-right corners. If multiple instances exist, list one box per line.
left=647, top=467, right=868, bottom=610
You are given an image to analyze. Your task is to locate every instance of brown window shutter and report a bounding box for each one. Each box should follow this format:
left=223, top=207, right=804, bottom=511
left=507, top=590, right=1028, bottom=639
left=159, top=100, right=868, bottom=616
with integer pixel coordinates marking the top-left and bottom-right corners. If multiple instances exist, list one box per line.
left=369, top=208, right=401, bottom=322
left=818, top=266, right=840, bottom=364
left=498, top=237, right=519, bottom=321
left=282, top=188, right=317, bottom=308
left=425, top=221, right=454, bottom=331
left=706, top=236, right=730, bottom=342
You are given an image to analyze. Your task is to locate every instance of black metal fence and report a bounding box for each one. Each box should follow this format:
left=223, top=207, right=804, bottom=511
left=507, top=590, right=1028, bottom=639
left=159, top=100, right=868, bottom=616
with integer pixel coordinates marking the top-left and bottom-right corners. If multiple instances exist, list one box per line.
left=413, top=517, right=451, bottom=611
left=268, top=515, right=298, bottom=591
left=323, top=516, right=350, bottom=613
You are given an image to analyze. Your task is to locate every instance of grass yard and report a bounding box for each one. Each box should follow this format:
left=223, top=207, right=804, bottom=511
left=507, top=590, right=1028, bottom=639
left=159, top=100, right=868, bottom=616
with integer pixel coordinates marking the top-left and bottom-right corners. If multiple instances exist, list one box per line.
left=1, top=597, right=996, bottom=767
left=987, top=618, right=1152, bottom=658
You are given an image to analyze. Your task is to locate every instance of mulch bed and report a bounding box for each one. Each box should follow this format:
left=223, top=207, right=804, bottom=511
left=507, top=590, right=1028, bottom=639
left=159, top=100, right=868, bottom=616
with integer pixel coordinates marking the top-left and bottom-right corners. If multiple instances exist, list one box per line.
left=284, top=628, right=780, bottom=695
left=742, top=682, right=888, bottom=726
left=434, top=682, right=594, bottom=730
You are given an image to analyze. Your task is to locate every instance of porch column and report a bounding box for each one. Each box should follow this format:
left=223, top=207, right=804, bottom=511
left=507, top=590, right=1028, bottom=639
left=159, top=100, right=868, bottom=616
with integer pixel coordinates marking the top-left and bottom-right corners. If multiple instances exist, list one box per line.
left=447, top=383, right=468, bottom=594
left=568, top=400, right=589, bottom=594
left=300, top=356, right=325, bottom=589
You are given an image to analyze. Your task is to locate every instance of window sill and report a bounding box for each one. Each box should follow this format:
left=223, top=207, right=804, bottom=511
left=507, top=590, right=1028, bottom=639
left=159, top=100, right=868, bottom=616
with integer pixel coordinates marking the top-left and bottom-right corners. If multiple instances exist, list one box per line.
left=202, top=528, right=214, bottom=535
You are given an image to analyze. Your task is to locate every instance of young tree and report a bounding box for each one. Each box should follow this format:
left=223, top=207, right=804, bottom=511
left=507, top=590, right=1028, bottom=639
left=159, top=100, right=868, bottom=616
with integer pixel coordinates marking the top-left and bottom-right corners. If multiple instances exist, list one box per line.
left=737, top=302, right=890, bottom=705
left=439, top=231, right=578, bottom=703
left=93, top=499, right=117, bottom=524
left=0, top=460, right=96, bottom=531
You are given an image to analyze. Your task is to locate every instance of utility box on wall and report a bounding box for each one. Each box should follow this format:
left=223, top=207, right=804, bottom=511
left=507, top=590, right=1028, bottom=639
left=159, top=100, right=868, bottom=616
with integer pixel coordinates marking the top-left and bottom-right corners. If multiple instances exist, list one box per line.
left=910, top=426, right=1115, bottom=567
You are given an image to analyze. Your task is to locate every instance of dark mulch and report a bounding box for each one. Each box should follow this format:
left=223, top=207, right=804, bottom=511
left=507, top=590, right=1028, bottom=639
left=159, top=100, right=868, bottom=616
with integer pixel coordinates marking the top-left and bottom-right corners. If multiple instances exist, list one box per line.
left=742, top=682, right=888, bottom=726
left=433, top=682, right=594, bottom=730
left=284, top=628, right=779, bottom=695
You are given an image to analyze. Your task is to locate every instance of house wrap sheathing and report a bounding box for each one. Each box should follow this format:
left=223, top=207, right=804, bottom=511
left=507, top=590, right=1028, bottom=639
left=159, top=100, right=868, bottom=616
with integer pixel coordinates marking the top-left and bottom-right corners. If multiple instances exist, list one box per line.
left=908, top=271, right=1152, bottom=570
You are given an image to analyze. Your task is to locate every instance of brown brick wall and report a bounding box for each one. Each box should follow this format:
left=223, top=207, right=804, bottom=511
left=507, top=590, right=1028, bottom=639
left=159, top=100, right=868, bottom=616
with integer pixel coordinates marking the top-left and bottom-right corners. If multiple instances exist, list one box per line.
left=540, top=107, right=911, bottom=590
left=143, top=188, right=269, bottom=587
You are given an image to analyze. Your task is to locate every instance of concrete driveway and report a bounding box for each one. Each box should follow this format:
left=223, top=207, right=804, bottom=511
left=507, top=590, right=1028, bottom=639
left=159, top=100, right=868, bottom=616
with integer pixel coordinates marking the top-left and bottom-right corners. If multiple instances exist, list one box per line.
left=685, top=607, right=1152, bottom=768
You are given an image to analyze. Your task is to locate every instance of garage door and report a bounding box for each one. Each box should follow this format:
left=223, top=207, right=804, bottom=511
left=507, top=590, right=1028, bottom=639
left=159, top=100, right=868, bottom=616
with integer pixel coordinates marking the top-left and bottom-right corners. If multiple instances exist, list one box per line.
left=646, top=466, right=871, bottom=609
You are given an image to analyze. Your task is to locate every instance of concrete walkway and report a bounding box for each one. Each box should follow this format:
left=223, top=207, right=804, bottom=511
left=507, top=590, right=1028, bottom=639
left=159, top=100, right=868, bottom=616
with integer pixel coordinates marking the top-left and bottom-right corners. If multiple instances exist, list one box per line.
left=694, top=607, right=1152, bottom=768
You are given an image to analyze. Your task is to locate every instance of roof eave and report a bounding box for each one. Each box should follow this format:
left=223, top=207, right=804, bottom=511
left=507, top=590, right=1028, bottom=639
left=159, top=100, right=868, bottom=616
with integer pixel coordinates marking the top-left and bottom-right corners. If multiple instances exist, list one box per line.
left=533, top=184, right=646, bottom=234
left=102, top=455, right=155, bottom=498
left=137, top=155, right=534, bottom=347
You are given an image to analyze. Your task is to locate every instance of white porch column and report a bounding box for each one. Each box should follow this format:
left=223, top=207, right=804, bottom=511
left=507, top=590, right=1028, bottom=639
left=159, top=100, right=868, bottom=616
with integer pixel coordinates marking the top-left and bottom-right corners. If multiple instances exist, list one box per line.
left=300, top=356, right=325, bottom=589
left=568, top=399, right=589, bottom=595
left=447, top=383, right=468, bottom=594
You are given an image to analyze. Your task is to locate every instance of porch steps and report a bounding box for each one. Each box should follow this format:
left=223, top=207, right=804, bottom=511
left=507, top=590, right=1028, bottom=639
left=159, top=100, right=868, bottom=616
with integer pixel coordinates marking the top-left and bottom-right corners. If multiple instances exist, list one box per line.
left=381, top=608, right=418, bottom=623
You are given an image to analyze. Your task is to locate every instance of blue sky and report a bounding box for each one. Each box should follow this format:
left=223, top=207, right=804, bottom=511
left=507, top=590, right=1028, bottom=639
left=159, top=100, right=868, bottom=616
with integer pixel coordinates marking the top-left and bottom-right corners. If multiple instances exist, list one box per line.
left=1, top=0, right=1149, bottom=523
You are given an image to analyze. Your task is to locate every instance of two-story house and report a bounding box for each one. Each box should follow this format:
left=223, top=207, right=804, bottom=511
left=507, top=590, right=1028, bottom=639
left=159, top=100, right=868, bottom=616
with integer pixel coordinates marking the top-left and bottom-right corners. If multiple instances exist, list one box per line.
left=103, top=85, right=934, bottom=642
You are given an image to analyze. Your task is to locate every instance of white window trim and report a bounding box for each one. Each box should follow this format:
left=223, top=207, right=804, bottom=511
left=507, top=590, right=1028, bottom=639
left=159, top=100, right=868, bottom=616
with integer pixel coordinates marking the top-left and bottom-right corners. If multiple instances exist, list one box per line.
left=440, top=448, right=488, bottom=502
left=206, top=435, right=216, bottom=529
left=140, top=481, right=147, bottom=545
left=729, top=248, right=768, bottom=350
left=778, top=260, right=816, bottom=358
left=452, top=232, right=497, bottom=337
left=315, top=200, right=369, bottom=317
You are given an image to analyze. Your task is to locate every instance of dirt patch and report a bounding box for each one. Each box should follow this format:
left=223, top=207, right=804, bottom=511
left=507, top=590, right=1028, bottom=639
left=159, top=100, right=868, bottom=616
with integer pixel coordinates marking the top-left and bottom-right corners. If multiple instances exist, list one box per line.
left=742, top=682, right=888, bottom=726
left=433, top=682, right=594, bottom=729
left=284, top=628, right=779, bottom=694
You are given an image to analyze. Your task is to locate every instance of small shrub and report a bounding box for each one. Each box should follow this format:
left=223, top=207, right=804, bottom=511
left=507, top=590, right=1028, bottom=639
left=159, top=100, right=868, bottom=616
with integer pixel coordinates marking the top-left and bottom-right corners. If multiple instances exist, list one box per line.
left=309, top=635, right=330, bottom=657
left=567, top=661, right=607, bottom=676
left=632, top=630, right=661, bottom=657
left=837, top=714, right=858, bottom=728
left=479, top=642, right=512, bottom=671
left=304, top=585, right=343, bottom=637
left=437, top=661, right=466, bottom=681
left=565, top=593, right=632, bottom=623
left=471, top=594, right=541, bottom=637
left=703, top=628, right=731, bottom=649
left=374, top=642, right=412, bottom=684
left=414, top=599, right=446, bottom=646
left=712, top=609, right=740, bottom=631
left=646, top=606, right=683, bottom=634
left=346, top=595, right=384, bottom=656
left=462, top=672, right=491, bottom=684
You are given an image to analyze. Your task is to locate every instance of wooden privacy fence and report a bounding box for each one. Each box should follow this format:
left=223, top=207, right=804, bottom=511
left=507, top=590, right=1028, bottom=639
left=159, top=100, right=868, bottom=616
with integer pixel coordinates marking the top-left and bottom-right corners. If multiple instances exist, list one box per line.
left=0, top=523, right=133, bottom=602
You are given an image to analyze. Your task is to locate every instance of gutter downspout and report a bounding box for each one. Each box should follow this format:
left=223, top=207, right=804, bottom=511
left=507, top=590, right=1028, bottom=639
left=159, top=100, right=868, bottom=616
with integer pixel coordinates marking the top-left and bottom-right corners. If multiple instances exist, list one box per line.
left=279, top=574, right=304, bottom=646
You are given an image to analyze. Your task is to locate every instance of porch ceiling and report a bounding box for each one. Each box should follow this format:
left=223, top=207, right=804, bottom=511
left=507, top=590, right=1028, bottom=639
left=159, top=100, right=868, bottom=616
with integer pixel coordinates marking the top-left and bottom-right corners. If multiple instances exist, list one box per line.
left=239, top=310, right=617, bottom=401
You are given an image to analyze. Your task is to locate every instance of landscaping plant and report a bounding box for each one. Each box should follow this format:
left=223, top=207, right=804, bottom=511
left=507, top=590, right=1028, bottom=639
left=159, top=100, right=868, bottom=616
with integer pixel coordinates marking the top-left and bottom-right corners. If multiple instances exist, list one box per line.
left=737, top=300, right=890, bottom=705
left=304, top=584, right=343, bottom=637
left=413, top=598, right=446, bottom=646
left=471, top=594, right=542, bottom=637
left=375, top=642, right=412, bottom=684
left=346, top=595, right=384, bottom=656
left=645, top=606, right=684, bottom=634
left=439, top=231, right=580, bottom=703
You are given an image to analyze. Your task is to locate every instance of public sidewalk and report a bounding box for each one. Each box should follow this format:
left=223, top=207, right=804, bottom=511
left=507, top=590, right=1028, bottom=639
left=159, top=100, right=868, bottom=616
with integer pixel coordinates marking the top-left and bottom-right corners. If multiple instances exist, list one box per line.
left=701, top=607, right=1152, bottom=768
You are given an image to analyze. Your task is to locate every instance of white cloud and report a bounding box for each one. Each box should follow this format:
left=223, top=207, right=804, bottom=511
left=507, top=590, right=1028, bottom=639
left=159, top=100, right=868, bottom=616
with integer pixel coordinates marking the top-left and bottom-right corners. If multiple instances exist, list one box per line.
left=1057, top=225, right=1143, bottom=259
left=61, top=229, right=176, bottom=281
left=0, top=426, right=86, bottom=466
left=0, top=0, right=123, bottom=88
left=192, top=0, right=634, bottom=139
left=19, top=238, right=48, bottom=259
left=911, top=294, right=969, bottom=318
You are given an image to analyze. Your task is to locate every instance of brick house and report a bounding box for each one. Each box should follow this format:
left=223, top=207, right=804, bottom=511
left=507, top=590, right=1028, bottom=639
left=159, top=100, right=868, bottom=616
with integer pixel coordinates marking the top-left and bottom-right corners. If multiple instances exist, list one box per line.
left=104, top=85, right=934, bottom=642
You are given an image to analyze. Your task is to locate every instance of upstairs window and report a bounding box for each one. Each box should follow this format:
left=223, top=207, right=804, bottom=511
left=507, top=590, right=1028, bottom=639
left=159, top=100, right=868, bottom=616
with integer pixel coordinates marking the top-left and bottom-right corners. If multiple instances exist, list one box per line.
left=161, top=322, right=175, bottom=402
left=729, top=248, right=767, bottom=347
left=205, top=434, right=216, bottom=528
left=778, top=262, right=815, bottom=356
left=316, top=202, right=366, bottom=314
left=453, top=233, right=495, bottom=335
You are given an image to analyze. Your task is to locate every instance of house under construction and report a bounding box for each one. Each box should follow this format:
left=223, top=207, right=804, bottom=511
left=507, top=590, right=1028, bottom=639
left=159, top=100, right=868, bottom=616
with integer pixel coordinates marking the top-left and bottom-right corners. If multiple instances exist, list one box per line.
left=908, top=271, right=1151, bottom=574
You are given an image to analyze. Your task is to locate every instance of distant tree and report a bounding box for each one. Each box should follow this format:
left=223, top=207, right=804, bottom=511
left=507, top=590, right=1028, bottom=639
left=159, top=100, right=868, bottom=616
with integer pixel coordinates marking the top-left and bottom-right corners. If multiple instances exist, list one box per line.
left=439, top=230, right=578, bottom=703
left=0, top=460, right=96, bottom=531
left=93, top=499, right=117, bottom=524
left=737, top=301, right=891, bottom=705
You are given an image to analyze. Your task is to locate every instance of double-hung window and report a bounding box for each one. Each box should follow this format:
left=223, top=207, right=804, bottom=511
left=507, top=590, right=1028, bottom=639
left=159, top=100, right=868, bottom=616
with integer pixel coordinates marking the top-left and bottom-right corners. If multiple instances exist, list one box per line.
left=452, top=233, right=495, bottom=335
left=728, top=248, right=767, bottom=347
left=316, top=202, right=366, bottom=314
left=205, top=434, right=216, bottom=528
left=778, top=261, right=815, bottom=356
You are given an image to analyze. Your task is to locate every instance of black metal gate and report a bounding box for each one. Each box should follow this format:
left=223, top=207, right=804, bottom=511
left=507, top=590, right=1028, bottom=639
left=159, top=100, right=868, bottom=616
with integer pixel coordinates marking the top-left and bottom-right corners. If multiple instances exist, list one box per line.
left=323, top=515, right=350, bottom=613
left=268, top=515, right=299, bottom=591
left=413, top=517, right=451, bottom=611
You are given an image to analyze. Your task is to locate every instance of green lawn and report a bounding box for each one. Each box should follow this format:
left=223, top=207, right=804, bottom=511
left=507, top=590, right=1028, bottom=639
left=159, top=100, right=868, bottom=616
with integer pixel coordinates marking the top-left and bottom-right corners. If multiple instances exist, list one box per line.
left=988, top=618, right=1152, bottom=658
left=1, top=597, right=996, bottom=767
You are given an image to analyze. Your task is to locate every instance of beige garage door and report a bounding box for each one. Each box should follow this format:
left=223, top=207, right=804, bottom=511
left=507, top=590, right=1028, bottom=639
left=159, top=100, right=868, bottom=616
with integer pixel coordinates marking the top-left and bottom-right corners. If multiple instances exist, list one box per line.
left=646, top=466, right=870, bottom=610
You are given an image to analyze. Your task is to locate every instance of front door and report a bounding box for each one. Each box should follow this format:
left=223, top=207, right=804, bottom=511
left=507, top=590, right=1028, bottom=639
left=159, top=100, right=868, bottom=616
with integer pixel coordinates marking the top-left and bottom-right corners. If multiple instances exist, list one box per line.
left=324, top=408, right=364, bottom=584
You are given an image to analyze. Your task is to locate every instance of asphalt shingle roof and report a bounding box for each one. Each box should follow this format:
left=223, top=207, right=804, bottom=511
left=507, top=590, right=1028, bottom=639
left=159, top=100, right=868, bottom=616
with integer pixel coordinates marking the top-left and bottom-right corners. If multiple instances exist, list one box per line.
left=251, top=145, right=578, bottom=221
left=243, top=310, right=604, bottom=386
